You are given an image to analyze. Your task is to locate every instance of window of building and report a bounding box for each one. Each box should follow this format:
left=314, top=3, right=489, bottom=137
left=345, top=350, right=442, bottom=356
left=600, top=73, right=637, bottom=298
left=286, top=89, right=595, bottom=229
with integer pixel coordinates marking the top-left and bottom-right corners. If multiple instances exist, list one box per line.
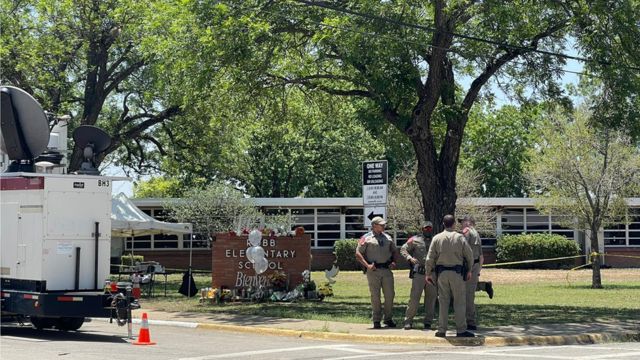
left=604, top=208, right=640, bottom=246
left=629, top=208, right=640, bottom=246
left=126, top=235, right=151, bottom=250
left=498, top=208, right=576, bottom=244
left=604, top=218, right=626, bottom=246
left=500, top=208, right=524, bottom=235
left=345, top=208, right=367, bottom=240
left=316, top=208, right=341, bottom=248
left=550, top=215, right=575, bottom=239
left=525, top=209, right=549, bottom=232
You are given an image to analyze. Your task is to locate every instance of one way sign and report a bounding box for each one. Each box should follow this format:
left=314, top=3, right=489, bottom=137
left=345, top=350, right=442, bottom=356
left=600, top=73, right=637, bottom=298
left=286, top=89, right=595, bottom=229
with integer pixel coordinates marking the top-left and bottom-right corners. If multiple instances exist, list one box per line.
left=364, top=206, right=387, bottom=227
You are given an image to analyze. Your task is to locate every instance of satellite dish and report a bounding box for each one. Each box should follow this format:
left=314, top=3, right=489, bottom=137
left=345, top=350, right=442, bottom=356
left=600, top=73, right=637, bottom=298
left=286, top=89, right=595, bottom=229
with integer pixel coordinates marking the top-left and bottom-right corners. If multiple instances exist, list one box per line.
left=0, top=86, right=50, bottom=172
left=72, top=125, right=111, bottom=175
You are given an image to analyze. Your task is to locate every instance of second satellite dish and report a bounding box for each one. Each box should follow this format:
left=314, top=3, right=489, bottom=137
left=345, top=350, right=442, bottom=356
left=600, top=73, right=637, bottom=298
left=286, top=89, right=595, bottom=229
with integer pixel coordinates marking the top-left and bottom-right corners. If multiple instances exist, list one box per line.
left=72, top=125, right=111, bottom=175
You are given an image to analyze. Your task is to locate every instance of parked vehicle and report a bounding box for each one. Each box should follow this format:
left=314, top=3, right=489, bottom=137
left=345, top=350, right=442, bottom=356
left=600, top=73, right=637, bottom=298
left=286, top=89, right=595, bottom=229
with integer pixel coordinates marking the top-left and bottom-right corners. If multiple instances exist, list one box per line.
left=0, top=85, right=137, bottom=331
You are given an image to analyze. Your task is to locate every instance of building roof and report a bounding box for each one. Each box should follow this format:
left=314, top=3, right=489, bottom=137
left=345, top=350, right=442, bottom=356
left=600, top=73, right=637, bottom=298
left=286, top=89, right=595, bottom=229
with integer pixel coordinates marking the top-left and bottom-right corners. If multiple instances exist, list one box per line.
left=132, top=197, right=640, bottom=208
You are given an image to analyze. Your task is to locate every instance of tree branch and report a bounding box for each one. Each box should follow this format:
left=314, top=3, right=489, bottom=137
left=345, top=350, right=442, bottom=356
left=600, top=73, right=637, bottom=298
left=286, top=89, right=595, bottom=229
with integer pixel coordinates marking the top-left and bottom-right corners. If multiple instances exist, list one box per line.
left=462, top=20, right=569, bottom=111
left=105, top=60, right=145, bottom=94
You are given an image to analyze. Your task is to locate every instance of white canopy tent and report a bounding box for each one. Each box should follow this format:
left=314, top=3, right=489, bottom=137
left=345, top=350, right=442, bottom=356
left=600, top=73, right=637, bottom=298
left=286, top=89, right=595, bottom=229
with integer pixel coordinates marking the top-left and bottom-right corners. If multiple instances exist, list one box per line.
left=111, top=193, right=194, bottom=273
left=111, top=192, right=192, bottom=237
left=111, top=193, right=196, bottom=296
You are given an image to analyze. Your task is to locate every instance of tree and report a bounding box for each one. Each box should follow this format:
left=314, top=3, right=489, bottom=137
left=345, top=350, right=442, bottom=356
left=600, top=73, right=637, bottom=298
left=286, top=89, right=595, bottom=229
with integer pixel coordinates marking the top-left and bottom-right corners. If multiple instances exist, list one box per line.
left=157, top=89, right=385, bottom=197
left=568, top=0, right=640, bottom=139
left=0, top=0, right=181, bottom=172
left=460, top=104, right=546, bottom=197
left=527, top=107, right=640, bottom=288
left=388, top=162, right=494, bottom=234
left=187, top=0, right=587, bottom=230
left=132, top=176, right=183, bottom=198
left=165, top=182, right=262, bottom=242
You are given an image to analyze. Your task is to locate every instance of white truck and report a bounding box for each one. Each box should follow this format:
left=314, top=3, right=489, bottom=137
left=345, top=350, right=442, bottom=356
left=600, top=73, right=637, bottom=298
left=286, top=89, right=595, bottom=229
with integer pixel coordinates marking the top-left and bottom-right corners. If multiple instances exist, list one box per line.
left=1, top=85, right=136, bottom=331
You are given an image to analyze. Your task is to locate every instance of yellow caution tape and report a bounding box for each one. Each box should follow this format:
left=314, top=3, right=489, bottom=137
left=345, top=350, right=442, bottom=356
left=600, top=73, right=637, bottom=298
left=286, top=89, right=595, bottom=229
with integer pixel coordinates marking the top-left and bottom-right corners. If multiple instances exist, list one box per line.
left=565, top=262, right=593, bottom=286
left=482, top=254, right=583, bottom=268
left=482, top=251, right=640, bottom=269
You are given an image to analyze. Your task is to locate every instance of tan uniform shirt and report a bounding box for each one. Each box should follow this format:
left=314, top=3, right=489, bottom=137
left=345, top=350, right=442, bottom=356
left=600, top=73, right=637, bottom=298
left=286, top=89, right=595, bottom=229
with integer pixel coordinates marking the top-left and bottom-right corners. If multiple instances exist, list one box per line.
left=463, top=227, right=482, bottom=261
left=356, top=231, right=397, bottom=264
left=425, top=230, right=473, bottom=276
left=400, top=235, right=430, bottom=266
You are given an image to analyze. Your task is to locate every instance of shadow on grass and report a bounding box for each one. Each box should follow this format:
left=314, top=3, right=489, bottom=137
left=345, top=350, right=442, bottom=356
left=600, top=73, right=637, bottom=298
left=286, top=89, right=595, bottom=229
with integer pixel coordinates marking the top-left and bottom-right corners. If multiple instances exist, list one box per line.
left=477, top=304, right=640, bottom=327
left=148, top=299, right=640, bottom=327
left=560, top=284, right=640, bottom=290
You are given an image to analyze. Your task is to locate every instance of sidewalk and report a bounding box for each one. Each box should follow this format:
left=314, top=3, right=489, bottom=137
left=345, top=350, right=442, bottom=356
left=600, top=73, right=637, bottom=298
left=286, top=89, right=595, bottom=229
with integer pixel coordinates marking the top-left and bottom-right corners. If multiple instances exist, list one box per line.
left=128, top=309, right=640, bottom=347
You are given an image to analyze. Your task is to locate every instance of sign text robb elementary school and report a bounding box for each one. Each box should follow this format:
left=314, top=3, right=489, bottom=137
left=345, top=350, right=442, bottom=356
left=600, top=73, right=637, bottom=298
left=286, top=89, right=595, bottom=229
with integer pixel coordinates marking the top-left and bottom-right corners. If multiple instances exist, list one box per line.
left=212, top=233, right=311, bottom=290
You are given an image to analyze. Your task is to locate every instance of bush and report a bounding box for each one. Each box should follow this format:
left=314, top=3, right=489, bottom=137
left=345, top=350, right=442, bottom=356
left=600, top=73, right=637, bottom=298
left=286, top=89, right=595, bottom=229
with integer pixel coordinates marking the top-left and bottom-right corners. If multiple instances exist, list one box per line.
left=333, top=239, right=360, bottom=271
left=121, top=254, right=144, bottom=266
left=495, top=233, right=581, bottom=269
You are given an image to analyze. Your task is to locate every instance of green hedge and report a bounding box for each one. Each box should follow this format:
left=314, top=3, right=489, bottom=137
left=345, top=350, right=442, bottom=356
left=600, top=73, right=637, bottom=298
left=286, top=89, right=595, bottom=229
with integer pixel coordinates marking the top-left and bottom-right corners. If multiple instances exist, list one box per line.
left=120, top=254, right=144, bottom=266
left=333, top=239, right=361, bottom=271
left=495, top=233, right=580, bottom=269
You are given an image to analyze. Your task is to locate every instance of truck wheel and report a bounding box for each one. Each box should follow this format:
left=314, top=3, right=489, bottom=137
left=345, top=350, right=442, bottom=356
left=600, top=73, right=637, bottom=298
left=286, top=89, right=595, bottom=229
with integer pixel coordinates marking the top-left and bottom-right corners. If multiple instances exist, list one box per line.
left=30, top=316, right=55, bottom=330
left=56, top=317, right=85, bottom=331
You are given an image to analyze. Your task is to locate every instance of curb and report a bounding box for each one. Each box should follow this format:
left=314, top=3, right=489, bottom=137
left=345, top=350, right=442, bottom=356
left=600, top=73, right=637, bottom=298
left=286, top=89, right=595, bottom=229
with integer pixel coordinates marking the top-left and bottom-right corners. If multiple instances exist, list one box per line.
left=194, top=322, right=640, bottom=347
left=91, top=317, right=640, bottom=347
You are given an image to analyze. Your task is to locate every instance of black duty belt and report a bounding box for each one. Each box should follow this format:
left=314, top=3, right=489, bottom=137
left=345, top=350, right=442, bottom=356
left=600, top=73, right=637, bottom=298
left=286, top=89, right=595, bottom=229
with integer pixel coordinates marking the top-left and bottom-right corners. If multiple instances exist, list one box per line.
left=435, top=265, right=463, bottom=274
left=374, top=262, right=391, bottom=269
left=409, top=265, right=426, bottom=278
left=474, top=258, right=480, bottom=264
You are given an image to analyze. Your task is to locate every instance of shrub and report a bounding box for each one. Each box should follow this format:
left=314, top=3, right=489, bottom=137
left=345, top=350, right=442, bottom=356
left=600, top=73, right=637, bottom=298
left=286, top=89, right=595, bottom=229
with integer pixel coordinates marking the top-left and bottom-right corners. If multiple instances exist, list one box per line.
left=333, top=239, right=360, bottom=271
left=495, top=233, right=581, bottom=269
left=121, top=254, right=144, bottom=266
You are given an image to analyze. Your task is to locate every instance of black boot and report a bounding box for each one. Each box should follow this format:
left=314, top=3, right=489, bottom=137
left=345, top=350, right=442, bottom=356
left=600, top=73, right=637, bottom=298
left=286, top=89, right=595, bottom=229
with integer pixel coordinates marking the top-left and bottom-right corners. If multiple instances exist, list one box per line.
left=486, top=281, right=494, bottom=299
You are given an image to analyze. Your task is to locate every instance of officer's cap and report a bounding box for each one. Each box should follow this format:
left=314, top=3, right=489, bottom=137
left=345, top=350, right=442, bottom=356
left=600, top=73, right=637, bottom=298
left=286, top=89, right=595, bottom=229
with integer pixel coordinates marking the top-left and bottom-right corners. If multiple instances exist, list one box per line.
left=421, top=221, right=433, bottom=229
left=371, top=216, right=387, bottom=226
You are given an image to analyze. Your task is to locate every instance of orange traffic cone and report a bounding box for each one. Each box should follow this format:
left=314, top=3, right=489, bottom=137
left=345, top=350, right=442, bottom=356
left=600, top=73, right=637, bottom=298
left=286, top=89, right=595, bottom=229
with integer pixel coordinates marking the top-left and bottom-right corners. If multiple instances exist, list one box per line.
left=132, top=313, right=156, bottom=345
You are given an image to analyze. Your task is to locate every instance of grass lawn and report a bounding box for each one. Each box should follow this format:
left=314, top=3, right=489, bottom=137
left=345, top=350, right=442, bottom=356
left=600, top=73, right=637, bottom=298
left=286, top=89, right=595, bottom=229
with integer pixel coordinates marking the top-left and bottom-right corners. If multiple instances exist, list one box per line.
left=133, top=268, right=640, bottom=327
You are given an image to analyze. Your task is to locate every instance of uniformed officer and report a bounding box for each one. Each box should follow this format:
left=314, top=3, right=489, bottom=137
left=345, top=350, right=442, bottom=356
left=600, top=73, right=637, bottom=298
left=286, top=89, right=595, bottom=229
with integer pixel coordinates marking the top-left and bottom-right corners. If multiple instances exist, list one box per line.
left=425, top=214, right=475, bottom=337
left=400, top=221, right=437, bottom=330
left=355, top=216, right=399, bottom=329
left=460, top=215, right=482, bottom=330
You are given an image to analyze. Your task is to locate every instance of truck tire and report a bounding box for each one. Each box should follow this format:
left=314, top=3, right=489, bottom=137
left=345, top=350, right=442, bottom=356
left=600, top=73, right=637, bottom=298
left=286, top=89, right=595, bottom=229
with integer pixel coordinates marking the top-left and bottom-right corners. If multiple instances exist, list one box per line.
left=56, top=317, right=85, bottom=331
left=30, top=316, right=55, bottom=330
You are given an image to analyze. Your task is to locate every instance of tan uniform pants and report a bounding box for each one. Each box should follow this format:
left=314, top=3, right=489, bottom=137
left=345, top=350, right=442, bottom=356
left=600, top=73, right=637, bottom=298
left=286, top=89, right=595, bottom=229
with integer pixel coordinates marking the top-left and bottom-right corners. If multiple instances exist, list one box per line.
left=366, top=268, right=395, bottom=322
left=436, top=270, right=467, bottom=333
left=404, top=274, right=437, bottom=325
left=465, top=262, right=481, bottom=326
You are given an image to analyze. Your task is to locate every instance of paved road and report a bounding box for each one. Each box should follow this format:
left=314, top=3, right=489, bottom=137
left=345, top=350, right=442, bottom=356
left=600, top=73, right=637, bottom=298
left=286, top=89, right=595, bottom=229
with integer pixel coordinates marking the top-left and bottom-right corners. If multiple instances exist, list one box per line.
left=2, top=321, right=640, bottom=360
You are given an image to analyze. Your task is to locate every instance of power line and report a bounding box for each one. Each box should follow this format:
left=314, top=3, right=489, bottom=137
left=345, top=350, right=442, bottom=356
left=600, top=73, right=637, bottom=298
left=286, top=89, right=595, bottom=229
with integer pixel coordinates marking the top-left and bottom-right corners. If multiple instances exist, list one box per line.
left=254, top=3, right=598, bottom=79
left=292, top=0, right=640, bottom=72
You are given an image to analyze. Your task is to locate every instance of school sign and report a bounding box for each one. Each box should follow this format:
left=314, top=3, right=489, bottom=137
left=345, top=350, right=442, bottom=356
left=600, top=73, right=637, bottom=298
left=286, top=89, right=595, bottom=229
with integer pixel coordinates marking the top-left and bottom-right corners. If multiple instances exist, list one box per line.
left=212, top=233, right=311, bottom=289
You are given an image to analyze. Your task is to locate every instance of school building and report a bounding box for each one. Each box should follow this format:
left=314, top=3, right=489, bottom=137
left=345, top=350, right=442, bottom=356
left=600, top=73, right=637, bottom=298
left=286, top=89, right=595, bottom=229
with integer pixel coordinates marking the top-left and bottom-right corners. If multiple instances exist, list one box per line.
left=121, top=197, right=640, bottom=271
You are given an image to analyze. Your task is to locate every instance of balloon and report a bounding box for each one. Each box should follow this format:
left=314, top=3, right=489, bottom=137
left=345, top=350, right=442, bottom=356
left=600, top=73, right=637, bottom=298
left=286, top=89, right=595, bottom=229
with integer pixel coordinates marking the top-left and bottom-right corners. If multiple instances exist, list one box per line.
left=253, top=246, right=265, bottom=259
left=254, top=257, right=268, bottom=275
left=246, top=247, right=257, bottom=263
left=248, top=229, right=262, bottom=247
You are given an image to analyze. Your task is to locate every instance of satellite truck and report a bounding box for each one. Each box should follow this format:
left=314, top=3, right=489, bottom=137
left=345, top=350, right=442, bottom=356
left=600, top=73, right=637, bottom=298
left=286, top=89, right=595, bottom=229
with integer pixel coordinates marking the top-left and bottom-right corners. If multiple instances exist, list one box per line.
left=1, top=85, right=138, bottom=332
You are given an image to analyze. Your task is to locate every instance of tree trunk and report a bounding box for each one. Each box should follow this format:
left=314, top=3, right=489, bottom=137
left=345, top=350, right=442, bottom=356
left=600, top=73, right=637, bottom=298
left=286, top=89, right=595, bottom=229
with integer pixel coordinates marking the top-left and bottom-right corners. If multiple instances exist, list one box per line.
left=412, top=128, right=459, bottom=234
left=590, top=225, right=603, bottom=289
